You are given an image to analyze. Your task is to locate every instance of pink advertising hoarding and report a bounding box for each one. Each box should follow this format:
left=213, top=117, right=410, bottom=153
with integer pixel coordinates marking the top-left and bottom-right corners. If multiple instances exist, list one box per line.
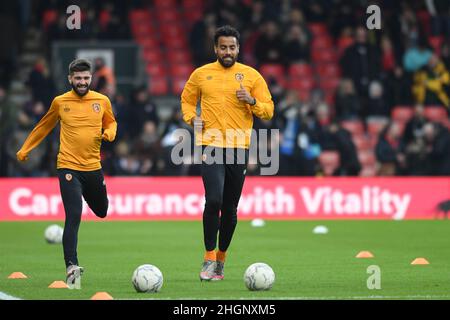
left=0, top=177, right=448, bottom=221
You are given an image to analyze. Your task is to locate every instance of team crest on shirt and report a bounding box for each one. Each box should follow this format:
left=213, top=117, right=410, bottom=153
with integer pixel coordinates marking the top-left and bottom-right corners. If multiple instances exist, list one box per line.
left=92, top=103, right=101, bottom=113
left=65, top=174, right=72, bottom=181
left=235, top=73, right=244, bottom=82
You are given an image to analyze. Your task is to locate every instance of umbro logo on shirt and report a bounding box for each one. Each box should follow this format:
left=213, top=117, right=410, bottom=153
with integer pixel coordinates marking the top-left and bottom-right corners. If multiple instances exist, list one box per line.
left=63, top=105, right=70, bottom=112
left=206, top=76, right=213, bottom=80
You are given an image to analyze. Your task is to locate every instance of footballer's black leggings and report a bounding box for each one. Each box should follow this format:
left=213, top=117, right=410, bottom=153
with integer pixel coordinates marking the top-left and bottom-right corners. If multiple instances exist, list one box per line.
left=57, top=169, right=108, bottom=268
left=201, top=147, right=248, bottom=252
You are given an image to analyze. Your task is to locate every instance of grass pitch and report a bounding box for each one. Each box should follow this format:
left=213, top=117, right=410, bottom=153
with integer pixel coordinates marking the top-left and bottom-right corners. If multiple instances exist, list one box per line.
left=1, top=220, right=449, bottom=300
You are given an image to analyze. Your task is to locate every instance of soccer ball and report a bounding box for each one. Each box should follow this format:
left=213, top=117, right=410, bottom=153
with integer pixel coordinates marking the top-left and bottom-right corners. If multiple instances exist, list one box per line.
left=44, top=224, right=64, bottom=244
left=244, top=262, right=275, bottom=291
left=132, top=264, right=163, bottom=293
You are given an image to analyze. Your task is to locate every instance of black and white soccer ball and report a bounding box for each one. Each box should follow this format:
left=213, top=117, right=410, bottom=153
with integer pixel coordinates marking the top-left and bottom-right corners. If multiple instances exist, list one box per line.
left=244, top=262, right=275, bottom=291
left=132, top=264, right=163, bottom=293
left=44, top=224, right=63, bottom=244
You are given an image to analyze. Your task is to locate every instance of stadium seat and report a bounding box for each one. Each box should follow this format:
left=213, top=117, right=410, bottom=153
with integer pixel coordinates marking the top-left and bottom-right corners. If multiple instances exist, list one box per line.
left=424, top=106, right=449, bottom=122
left=148, top=76, right=169, bottom=95
left=311, top=36, right=333, bottom=50
left=155, top=10, right=180, bottom=22
left=172, top=76, right=188, bottom=95
left=146, top=64, right=166, bottom=77
left=358, top=150, right=376, bottom=166
left=316, top=63, right=341, bottom=78
left=184, top=10, right=203, bottom=25
left=259, top=64, right=286, bottom=86
left=360, top=165, right=377, bottom=177
left=154, top=0, right=176, bottom=8
left=183, top=0, right=205, bottom=10
left=170, top=64, right=194, bottom=77
left=367, top=117, right=389, bottom=137
left=167, top=51, right=192, bottom=64
left=391, top=106, right=414, bottom=123
left=318, top=151, right=340, bottom=176
left=142, top=49, right=163, bottom=63
left=319, top=77, right=340, bottom=92
left=129, top=9, right=152, bottom=23
left=312, top=50, right=337, bottom=63
left=289, top=78, right=315, bottom=91
left=288, top=63, right=313, bottom=78
left=352, top=134, right=372, bottom=151
left=308, top=23, right=328, bottom=36
left=340, top=119, right=364, bottom=135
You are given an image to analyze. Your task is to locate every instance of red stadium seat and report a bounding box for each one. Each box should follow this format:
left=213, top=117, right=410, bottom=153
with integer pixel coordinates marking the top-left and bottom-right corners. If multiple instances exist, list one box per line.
left=172, top=76, right=188, bottom=95
left=311, top=36, right=333, bottom=50
left=136, top=37, right=161, bottom=49
left=367, top=117, right=389, bottom=137
left=129, top=9, right=152, bottom=23
left=319, top=77, right=340, bottom=92
left=319, top=151, right=340, bottom=176
left=259, top=64, right=286, bottom=86
left=154, top=0, right=176, bottom=8
left=358, top=150, right=376, bottom=166
left=352, top=134, right=372, bottom=151
left=148, top=76, right=169, bottom=95
left=170, top=64, right=194, bottom=77
left=391, top=106, right=414, bottom=123
left=183, top=0, right=205, bottom=9
left=360, top=165, right=377, bottom=177
left=155, top=10, right=180, bottom=22
left=142, top=49, right=163, bottom=63
left=184, top=10, right=203, bottom=25
left=288, top=63, right=313, bottom=78
left=146, top=64, right=166, bottom=77
left=424, top=106, right=449, bottom=122
left=340, top=119, right=364, bottom=135
left=167, top=51, right=192, bottom=63
left=312, top=50, right=337, bottom=63
left=316, top=63, right=341, bottom=78
left=308, top=23, right=328, bottom=36
left=289, top=78, right=315, bottom=91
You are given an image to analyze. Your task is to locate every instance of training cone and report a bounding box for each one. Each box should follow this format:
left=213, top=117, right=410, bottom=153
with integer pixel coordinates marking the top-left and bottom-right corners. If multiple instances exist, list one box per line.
left=411, top=258, right=429, bottom=265
left=48, top=281, right=69, bottom=289
left=356, top=251, right=374, bottom=258
left=91, top=292, right=114, bottom=300
left=8, top=272, right=28, bottom=279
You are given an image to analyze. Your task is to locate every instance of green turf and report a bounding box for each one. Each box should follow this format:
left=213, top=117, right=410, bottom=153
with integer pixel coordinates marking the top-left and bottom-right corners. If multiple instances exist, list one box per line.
left=0, top=220, right=449, bottom=300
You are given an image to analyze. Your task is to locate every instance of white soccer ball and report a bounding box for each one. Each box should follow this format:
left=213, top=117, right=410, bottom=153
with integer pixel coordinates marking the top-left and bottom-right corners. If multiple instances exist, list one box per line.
left=44, top=224, right=64, bottom=244
left=132, top=264, right=163, bottom=293
left=244, top=262, right=275, bottom=291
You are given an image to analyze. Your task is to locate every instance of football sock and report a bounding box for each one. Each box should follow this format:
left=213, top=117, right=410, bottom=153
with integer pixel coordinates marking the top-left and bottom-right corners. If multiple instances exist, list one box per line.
left=216, top=250, right=226, bottom=263
left=204, top=250, right=216, bottom=261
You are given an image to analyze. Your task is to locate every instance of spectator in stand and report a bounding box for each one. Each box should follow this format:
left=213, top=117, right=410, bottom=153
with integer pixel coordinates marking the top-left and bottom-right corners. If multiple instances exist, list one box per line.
left=335, top=78, right=362, bottom=120
left=401, top=104, right=429, bottom=175
left=254, top=20, right=284, bottom=66
left=340, top=26, right=381, bottom=98
left=423, top=122, right=450, bottom=175
left=283, top=23, right=311, bottom=65
left=412, top=54, right=450, bottom=108
left=6, top=111, right=47, bottom=177
left=380, top=36, right=397, bottom=73
left=441, top=39, right=450, bottom=70
left=0, top=86, right=18, bottom=176
left=128, top=86, right=160, bottom=139
left=385, top=65, right=414, bottom=106
left=403, top=37, right=433, bottom=72
left=91, top=57, right=116, bottom=97
left=375, top=121, right=406, bottom=176
left=425, top=0, right=450, bottom=37
left=27, top=57, right=55, bottom=107
left=366, top=80, right=390, bottom=118
left=329, top=0, right=358, bottom=39
left=189, top=11, right=218, bottom=67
